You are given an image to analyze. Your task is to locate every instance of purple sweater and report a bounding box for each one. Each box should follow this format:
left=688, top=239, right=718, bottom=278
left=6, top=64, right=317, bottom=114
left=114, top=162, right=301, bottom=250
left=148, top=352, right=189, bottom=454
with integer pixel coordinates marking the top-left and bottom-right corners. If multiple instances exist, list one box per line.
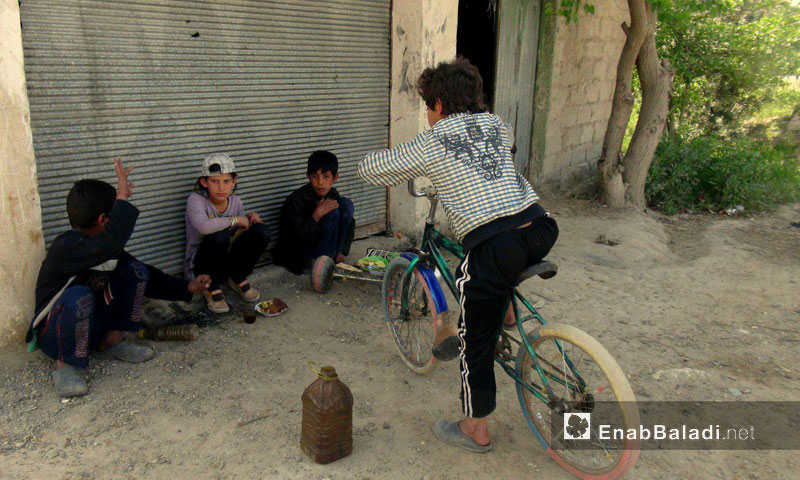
left=184, top=192, right=245, bottom=279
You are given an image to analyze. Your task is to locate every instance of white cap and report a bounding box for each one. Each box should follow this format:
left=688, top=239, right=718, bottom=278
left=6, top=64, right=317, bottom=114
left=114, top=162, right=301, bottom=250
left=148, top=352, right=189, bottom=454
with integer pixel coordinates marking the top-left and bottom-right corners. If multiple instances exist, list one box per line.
left=202, top=153, right=236, bottom=176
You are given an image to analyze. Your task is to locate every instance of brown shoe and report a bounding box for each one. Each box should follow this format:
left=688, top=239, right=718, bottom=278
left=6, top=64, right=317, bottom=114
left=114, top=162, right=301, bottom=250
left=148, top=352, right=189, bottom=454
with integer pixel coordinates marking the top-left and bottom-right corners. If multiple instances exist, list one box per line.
left=432, top=313, right=460, bottom=361
left=204, top=291, right=230, bottom=314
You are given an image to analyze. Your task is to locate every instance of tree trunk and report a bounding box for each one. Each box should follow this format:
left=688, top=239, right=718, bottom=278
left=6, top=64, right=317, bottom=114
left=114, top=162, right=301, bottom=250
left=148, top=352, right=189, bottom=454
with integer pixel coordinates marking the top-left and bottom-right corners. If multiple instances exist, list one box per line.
left=598, top=0, right=647, bottom=208
left=623, top=4, right=675, bottom=208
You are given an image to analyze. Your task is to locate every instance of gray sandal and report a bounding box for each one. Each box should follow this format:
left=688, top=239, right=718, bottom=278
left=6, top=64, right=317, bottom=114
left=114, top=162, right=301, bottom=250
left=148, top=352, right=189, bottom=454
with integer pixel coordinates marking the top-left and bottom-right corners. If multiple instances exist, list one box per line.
left=52, top=364, right=88, bottom=397
left=93, top=341, right=154, bottom=363
left=432, top=419, right=493, bottom=453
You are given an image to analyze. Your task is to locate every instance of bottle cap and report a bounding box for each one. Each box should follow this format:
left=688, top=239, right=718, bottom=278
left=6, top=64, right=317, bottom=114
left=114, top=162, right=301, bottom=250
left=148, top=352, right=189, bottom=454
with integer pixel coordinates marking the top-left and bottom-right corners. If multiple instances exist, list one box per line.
left=319, top=366, right=338, bottom=380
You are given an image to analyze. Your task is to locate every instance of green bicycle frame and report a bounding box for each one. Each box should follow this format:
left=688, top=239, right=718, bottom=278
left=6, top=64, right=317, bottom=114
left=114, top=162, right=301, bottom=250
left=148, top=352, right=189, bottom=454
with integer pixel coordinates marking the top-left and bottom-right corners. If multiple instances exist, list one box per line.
left=398, top=213, right=586, bottom=405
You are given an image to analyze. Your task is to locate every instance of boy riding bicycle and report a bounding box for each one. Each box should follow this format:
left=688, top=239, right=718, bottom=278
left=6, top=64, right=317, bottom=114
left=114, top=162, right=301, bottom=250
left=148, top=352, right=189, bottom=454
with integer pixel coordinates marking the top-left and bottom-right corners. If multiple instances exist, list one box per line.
left=358, top=57, right=558, bottom=452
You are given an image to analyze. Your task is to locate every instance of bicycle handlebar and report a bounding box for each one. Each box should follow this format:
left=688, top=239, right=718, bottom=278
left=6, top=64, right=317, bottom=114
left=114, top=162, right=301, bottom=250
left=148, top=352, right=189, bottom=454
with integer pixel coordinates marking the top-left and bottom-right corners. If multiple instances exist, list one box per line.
left=407, top=179, right=438, bottom=198
left=408, top=179, right=426, bottom=197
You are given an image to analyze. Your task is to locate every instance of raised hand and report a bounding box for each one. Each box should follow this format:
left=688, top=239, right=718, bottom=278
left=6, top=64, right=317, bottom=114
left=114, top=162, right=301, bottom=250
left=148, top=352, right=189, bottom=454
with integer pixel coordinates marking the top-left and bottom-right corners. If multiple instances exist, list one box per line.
left=113, top=157, right=135, bottom=201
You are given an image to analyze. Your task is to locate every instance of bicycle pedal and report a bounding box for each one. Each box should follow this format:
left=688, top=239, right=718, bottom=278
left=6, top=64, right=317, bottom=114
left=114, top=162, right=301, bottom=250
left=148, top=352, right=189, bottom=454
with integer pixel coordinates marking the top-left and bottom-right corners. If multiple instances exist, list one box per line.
left=495, top=334, right=514, bottom=356
left=494, top=338, right=508, bottom=355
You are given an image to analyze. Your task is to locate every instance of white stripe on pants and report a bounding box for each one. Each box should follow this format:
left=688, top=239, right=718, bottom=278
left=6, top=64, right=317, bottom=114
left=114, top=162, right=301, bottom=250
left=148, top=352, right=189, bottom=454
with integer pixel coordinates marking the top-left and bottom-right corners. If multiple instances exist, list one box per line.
left=456, top=252, right=473, bottom=417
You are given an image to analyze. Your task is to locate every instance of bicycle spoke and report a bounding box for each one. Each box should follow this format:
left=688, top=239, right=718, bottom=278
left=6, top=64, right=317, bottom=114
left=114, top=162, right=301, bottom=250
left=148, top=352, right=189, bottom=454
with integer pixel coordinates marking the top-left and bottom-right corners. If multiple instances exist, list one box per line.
left=384, top=258, right=443, bottom=373
left=516, top=330, right=633, bottom=475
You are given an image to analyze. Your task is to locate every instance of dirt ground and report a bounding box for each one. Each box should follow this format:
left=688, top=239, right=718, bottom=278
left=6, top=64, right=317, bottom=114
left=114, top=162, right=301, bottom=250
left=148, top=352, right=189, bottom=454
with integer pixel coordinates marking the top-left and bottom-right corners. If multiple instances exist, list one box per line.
left=1, top=195, right=799, bottom=480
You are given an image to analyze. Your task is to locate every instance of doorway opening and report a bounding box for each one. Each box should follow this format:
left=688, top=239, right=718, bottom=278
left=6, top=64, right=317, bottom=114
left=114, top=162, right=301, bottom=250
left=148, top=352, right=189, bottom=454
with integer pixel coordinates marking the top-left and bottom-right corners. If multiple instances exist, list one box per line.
left=457, top=0, right=498, bottom=110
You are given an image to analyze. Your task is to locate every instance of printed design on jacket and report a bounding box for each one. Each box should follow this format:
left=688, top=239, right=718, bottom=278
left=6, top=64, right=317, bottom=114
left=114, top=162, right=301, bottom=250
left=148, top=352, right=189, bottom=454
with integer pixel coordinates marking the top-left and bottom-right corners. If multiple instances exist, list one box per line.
left=435, top=116, right=505, bottom=181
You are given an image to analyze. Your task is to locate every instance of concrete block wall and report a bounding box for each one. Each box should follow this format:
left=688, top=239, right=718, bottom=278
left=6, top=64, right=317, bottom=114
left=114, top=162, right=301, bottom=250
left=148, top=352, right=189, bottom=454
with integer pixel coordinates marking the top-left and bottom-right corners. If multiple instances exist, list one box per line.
left=539, top=0, right=629, bottom=192
left=0, top=0, right=45, bottom=347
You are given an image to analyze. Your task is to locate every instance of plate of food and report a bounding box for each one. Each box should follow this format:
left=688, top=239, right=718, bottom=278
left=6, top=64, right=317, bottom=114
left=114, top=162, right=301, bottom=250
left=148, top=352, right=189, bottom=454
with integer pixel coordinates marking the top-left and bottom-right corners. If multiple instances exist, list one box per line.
left=355, top=256, right=387, bottom=273
left=255, top=298, right=288, bottom=317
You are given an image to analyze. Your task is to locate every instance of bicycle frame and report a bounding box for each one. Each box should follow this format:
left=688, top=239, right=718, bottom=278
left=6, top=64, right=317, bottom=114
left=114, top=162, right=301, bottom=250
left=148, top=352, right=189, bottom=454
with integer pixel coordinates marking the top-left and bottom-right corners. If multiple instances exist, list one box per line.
left=398, top=190, right=585, bottom=406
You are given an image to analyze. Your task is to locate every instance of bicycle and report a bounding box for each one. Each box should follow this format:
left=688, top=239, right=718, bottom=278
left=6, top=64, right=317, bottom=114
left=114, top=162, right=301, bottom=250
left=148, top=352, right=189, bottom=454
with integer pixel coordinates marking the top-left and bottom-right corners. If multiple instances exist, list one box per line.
left=381, top=180, right=640, bottom=479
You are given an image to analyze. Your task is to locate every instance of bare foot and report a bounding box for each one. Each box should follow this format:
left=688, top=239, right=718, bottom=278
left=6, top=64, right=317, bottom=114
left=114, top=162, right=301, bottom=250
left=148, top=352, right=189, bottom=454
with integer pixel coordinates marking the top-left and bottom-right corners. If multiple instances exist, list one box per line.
left=459, top=418, right=491, bottom=446
left=97, top=330, right=123, bottom=351
left=503, top=303, right=516, bottom=327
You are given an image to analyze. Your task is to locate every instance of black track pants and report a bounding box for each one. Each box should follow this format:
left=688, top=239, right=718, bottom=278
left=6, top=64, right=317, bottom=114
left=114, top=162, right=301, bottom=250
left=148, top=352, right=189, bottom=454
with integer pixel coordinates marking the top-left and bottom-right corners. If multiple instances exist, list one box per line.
left=456, top=216, right=558, bottom=418
left=193, top=223, right=271, bottom=290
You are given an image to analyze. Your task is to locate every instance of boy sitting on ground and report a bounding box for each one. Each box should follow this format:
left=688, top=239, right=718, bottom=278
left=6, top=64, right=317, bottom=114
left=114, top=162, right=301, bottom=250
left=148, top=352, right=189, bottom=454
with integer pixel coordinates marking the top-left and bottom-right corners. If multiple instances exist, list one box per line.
left=274, top=150, right=355, bottom=274
left=25, top=159, right=210, bottom=397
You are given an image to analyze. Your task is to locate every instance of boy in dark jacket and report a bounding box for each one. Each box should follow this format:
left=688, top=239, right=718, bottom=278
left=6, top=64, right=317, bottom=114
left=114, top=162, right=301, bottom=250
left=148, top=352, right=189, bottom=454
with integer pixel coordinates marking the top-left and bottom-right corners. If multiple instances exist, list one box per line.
left=274, top=151, right=355, bottom=274
left=26, top=159, right=210, bottom=397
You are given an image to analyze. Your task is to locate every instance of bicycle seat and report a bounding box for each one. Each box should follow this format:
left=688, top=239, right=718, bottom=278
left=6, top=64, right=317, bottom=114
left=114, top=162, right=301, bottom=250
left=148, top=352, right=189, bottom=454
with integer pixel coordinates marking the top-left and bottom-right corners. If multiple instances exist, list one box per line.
left=515, top=261, right=558, bottom=285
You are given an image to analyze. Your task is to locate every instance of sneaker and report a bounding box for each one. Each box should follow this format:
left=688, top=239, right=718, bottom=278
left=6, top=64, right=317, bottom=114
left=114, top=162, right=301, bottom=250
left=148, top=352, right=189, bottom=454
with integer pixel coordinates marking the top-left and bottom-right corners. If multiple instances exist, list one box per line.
left=52, top=364, right=88, bottom=397
left=227, top=279, right=261, bottom=302
left=204, top=290, right=230, bottom=313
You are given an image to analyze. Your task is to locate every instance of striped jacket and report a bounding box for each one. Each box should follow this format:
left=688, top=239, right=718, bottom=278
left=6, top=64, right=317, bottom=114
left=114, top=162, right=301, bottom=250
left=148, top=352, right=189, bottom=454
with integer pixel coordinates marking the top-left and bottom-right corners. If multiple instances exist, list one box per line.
left=358, top=112, right=540, bottom=242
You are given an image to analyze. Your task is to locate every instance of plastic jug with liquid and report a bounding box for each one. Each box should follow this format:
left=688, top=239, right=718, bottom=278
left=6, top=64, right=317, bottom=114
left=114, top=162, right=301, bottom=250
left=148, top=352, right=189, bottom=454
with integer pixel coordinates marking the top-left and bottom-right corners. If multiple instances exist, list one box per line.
left=300, top=366, right=353, bottom=464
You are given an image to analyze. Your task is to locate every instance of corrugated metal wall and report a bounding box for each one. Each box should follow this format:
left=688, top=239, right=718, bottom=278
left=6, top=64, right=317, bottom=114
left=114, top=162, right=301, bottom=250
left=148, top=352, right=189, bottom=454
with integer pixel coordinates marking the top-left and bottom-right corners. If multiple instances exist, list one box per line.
left=20, top=0, right=390, bottom=273
left=494, top=0, right=540, bottom=176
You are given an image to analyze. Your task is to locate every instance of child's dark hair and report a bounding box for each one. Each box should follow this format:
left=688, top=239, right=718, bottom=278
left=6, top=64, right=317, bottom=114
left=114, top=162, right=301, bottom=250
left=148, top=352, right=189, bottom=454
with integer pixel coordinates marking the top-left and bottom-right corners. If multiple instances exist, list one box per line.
left=67, top=179, right=116, bottom=229
left=416, top=56, right=487, bottom=116
left=194, top=167, right=239, bottom=193
left=307, top=150, right=338, bottom=176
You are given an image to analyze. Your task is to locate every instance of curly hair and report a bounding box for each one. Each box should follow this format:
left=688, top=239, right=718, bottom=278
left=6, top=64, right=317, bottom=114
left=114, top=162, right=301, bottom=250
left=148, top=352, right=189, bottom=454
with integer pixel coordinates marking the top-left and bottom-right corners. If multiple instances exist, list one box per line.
left=416, top=57, right=487, bottom=116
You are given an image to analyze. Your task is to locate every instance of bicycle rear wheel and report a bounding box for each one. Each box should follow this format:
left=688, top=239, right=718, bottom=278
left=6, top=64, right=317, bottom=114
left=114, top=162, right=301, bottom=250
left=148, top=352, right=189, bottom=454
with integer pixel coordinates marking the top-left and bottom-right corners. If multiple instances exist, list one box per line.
left=382, top=256, right=443, bottom=374
left=514, top=323, right=639, bottom=480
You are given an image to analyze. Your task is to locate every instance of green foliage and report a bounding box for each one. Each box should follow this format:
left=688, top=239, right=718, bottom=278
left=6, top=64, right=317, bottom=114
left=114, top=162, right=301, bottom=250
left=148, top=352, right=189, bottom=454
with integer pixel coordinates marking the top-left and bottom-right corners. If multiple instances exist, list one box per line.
left=646, top=135, right=800, bottom=214
left=548, top=0, right=800, bottom=215
left=543, top=1, right=595, bottom=24
left=622, top=71, right=642, bottom=154
left=658, top=0, right=800, bottom=137
left=752, top=77, right=800, bottom=122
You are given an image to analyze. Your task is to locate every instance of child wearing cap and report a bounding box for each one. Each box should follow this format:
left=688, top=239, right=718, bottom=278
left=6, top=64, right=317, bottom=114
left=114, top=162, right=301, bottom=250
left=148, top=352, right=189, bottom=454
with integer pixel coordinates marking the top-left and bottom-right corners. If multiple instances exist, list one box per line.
left=184, top=153, right=271, bottom=313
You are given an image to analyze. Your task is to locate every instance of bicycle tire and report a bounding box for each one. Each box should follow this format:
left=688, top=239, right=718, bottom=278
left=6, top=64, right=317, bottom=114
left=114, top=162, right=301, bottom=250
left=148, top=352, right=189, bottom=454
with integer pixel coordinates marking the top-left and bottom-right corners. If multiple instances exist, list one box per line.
left=514, top=323, right=640, bottom=480
left=382, top=256, right=443, bottom=374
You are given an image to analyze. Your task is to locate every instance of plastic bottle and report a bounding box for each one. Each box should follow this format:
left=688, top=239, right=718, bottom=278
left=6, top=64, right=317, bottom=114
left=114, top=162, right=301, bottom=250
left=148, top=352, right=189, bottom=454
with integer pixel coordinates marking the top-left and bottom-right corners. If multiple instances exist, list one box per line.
left=137, top=324, right=199, bottom=341
left=300, top=366, right=353, bottom=464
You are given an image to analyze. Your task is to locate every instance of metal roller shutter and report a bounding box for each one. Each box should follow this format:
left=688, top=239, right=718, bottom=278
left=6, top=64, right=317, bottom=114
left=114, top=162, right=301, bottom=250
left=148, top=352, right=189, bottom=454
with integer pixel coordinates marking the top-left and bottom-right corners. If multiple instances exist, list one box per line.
left=21, top=0, right=390, bottom=273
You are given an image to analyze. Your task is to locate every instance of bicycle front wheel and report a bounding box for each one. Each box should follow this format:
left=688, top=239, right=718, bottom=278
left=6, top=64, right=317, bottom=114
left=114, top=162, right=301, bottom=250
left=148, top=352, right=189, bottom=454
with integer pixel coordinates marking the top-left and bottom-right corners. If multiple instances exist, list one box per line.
left=382, top=256, right=443, bottom=374
left=514, top=323, right=639, bottom=480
